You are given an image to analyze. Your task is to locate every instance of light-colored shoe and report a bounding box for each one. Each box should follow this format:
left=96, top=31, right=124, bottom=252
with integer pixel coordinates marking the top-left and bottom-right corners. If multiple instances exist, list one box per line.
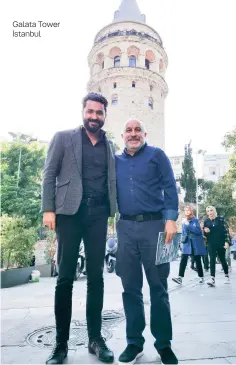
left=207, top=276, right=215, bottom=287
left=224, top=275, right=230, bottom=284
left=199, top=277, right=204, bottom=284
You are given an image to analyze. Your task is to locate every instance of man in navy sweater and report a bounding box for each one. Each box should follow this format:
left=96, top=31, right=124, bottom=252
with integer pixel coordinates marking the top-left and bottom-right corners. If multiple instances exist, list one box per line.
left=115, top=119, right=178, bottom=365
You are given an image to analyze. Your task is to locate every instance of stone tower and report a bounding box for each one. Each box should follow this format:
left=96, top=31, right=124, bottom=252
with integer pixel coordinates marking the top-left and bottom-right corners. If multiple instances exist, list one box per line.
left=87, top=0, right=168, bottom=150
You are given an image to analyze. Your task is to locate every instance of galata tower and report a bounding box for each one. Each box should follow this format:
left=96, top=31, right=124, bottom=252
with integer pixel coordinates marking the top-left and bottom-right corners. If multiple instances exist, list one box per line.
left=87, top=0, right=168, bottom=150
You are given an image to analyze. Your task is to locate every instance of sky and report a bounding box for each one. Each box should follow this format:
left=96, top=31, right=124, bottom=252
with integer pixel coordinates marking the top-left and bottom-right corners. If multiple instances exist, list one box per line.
left=1, top=0, right=236, bottom=155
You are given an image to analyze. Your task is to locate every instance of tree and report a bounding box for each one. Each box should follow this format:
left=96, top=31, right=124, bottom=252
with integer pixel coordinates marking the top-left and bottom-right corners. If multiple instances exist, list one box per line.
left=222, top=127, right=236, bottom=151
left=205, top=176, right=236, bottom=221
left=197, top=179, right=215, bottom=202
left=204, top=127, right=236, bottom=222
left=1, top=140, right=46, bottom=226
left=180, top=142, right=196, bottom=203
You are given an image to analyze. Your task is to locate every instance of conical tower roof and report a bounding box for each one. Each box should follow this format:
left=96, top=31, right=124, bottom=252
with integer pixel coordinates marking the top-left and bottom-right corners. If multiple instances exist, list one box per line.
left=113, top=0, right=146, bottom=24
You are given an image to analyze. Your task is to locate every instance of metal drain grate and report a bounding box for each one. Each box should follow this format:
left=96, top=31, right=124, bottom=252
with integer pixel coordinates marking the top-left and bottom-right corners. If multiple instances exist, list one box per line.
left=26, top=323, right=112, bottom=350
left=73, top=309, right=125, bottom=328
left=102, top=310, right=125, bottom=327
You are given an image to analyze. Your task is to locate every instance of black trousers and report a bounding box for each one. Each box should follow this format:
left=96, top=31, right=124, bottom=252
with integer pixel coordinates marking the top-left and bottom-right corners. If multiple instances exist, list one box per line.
left=202, top=250, right=209, bottom=270
left=208, top=246, right=228, bottom=277
left=179, top=255, right=204, bottom=278
left=55, top=203, right=109, bottom=343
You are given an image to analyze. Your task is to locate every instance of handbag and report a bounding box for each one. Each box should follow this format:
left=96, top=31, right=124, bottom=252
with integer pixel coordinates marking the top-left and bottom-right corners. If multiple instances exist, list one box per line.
left=181, top=234, right=188, bottom=244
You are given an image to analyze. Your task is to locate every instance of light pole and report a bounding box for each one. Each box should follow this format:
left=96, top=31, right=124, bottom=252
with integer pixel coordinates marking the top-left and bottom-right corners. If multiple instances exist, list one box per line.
left=8, top=132, right=37, bottom=188
left=195, top=149, right=206, bottom=218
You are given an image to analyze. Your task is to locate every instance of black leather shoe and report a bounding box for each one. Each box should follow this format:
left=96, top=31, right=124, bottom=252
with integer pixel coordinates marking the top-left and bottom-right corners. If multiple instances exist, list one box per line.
left=46, top=342, right=68, bottom=364
left=158, top=347, right=178, bottom=364
left=118, top=344, right=143, bottom=363
left=88, top=337, right=114, bottom=363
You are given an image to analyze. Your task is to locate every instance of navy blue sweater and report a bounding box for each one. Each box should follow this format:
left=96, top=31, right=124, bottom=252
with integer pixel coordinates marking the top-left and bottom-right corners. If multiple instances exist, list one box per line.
left=115, top=144, right=178, bottom=221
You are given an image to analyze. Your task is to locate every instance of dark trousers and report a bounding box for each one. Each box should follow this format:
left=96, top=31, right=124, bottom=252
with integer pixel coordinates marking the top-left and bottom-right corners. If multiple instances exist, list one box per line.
left=203, top=250, right=209, bottom=270
left=179, top=255, right=204, bottom=278
left=208, top=246, right=228, bottom=277
left=116, top=219, right=172, bottom=351
left=55, top=203, right=108, bottom=343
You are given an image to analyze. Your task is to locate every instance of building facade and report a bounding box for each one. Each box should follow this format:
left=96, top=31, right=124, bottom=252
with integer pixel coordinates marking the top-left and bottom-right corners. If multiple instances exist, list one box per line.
left=169, top=154, right=231, bottom=182
left=87, top=0, right=168, bottom=150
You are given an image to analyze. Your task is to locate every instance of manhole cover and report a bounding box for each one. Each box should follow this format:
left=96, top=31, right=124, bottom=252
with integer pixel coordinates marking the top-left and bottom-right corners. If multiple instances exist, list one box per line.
left=26, top=323, right=112, bottom=350
left=102, top=310, right=125, bottom=327
left=73, top=309, right=125, bottom=328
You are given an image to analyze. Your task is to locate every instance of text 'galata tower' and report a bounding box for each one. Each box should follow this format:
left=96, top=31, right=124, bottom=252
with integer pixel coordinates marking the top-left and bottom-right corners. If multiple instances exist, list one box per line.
left=87, top=0, right=168, bottom=150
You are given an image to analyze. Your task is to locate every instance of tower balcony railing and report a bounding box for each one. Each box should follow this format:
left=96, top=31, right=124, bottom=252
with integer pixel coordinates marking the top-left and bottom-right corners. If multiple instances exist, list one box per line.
left=94, top=29, right=163, bottom=47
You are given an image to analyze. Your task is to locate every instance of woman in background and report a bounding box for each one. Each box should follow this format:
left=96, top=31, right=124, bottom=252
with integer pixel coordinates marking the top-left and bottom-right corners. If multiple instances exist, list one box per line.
left=173, top=205, right=206, bottom=285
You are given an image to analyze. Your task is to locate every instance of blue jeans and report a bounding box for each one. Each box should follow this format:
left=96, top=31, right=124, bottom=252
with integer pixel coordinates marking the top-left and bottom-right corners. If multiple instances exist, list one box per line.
left=116, top=218, right=172, bottom=350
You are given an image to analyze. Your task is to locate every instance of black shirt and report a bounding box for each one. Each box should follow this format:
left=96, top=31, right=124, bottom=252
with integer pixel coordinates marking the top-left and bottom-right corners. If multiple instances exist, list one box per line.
left=82, top=127, right=108, bottom=199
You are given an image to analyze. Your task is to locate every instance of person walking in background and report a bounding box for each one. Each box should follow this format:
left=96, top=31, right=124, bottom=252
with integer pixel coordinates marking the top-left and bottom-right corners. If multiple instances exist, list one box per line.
left=42, top=93, right=116, bottom=364
left=204, top=206, right=231, bottom=287
left=115, top=119, right=178, bottom=365
left=200, top=220, right=209, bottom=272
left=172, top=205, right=206, bottom=285
left=229, top=227, right=236, bottom=261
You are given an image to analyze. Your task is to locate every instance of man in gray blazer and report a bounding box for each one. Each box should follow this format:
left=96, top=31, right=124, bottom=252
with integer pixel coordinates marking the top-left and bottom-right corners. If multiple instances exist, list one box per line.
left=42, top=93, right=116, bottom=364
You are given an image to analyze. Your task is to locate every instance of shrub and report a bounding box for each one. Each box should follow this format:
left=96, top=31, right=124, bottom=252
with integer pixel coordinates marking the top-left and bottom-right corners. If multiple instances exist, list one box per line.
left=1, top=215, right=37, bottom=269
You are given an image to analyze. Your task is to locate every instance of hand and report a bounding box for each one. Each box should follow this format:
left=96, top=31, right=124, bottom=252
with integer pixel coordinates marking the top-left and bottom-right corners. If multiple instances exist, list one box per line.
left=43, top=212, right=56, bottom=231
left=165, top=220, right=177, bottom=244
left=204, top=227, right=210, bottom=233
left=224, top=242, right=230, bottom=249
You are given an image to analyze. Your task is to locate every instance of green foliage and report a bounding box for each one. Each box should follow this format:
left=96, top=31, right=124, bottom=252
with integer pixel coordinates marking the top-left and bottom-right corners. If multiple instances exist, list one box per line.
left=106, top=131, right=120, bottom=153
left=204, top=127, right=236, bottom=222
left=44, top=230, right=56, bottom=264
left=180, top=142, right=196, bottom=203
left=197, top=179, right=215, bottom=202
left=1, top=141, right=46, bottom=226
left=205, top=176, right=236, bottom=221
left=222, top=127, right=236, bottom=150
left=1, top=215, right=38, bottom=269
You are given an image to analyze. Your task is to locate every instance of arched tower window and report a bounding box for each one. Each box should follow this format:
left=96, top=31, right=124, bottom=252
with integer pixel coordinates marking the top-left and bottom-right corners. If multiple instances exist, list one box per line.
left=148, top=97, right=153, bottom=109
left=113, top=82, right=117, bottom=89
left=129, top=56, right=136, bottom=67
left=145, top=50, right=155, bottom=70
left=114, top=56, right=120, bottom=67
left=112, top=94, right=118, bottom=105
left=110, top=47, right=122, bottom=68
left=132, top=81, right=136, bottom=88
left=145, top=59, right=150, bottom=69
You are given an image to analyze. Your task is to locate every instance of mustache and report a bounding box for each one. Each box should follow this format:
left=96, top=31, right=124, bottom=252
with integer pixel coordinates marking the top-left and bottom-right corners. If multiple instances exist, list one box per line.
left=128, top=137, right=140, bottom=141
left=87, top=119, right=101, bottom=124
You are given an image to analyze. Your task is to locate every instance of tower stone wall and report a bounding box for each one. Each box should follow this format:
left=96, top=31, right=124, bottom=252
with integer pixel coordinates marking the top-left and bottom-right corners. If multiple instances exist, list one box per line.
left=87, top=3, right=168, bottom=151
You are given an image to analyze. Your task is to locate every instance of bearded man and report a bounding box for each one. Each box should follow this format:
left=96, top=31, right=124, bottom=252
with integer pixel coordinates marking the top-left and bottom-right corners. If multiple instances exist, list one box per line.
left=42, top=93, right=116, bottom=364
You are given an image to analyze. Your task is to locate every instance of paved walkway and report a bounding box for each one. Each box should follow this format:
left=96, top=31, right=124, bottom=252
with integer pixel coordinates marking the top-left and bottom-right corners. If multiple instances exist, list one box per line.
left=1, top=259, right=236, bottom=364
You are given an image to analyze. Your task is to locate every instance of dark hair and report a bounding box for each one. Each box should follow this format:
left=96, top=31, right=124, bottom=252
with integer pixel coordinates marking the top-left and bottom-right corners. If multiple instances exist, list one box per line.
left=82, top=92, right=108, bottom=113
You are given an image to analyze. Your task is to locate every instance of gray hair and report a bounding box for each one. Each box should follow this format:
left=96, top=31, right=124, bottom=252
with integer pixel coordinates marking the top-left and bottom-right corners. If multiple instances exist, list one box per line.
left=123, top=118, right=147, bottom=133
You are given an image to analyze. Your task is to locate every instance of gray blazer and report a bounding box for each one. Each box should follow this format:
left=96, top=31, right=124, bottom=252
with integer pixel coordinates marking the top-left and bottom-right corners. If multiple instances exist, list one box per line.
left=41, top=126, right=116, bottom=217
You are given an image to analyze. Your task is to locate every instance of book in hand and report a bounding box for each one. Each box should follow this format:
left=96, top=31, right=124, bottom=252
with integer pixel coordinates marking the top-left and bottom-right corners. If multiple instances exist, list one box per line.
left=155, top=232, right=182, bottom=266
